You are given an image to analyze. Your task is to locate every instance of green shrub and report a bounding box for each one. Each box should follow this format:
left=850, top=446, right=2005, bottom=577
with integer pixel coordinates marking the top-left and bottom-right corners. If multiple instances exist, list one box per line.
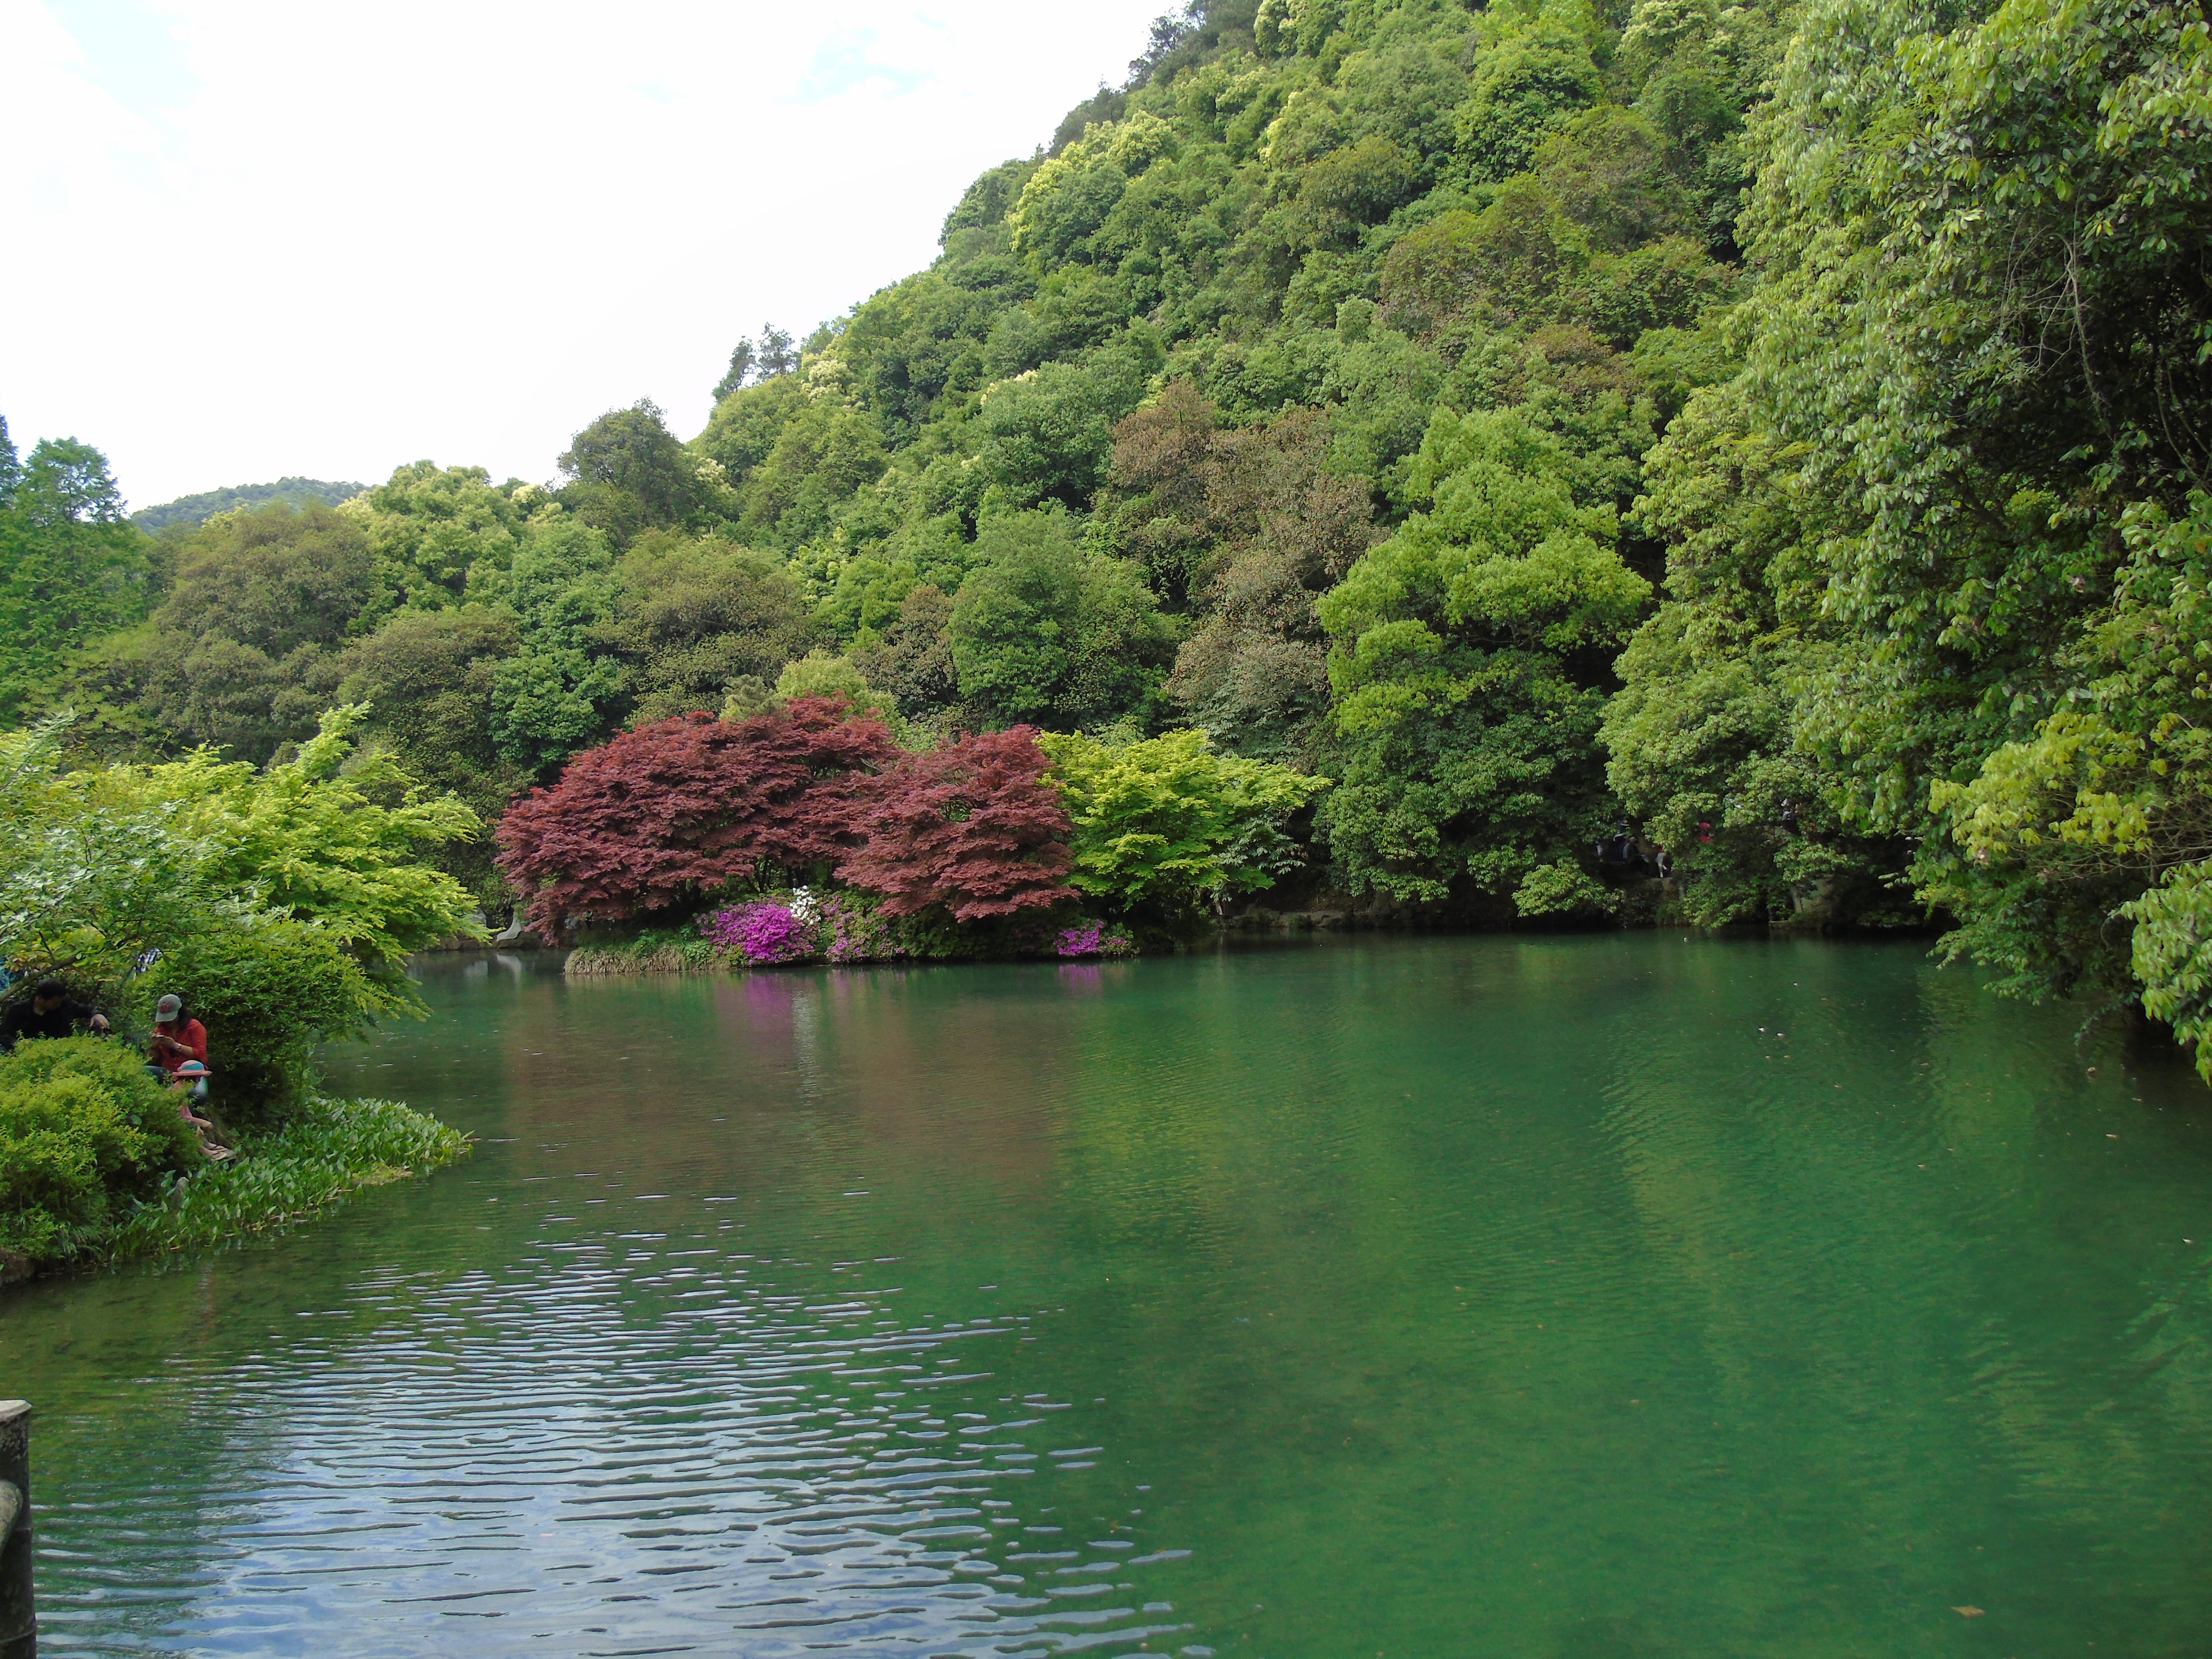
left=0, top=1037, right=200, bottom=1264
left=150, top=916, right=380, bottom=1127
left=107, top=1096, right=469, bottom=1261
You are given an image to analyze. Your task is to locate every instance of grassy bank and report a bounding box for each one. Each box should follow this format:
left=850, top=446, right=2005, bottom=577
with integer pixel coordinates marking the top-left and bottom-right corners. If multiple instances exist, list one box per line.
left=105, top=1097, right=471, bottom=1263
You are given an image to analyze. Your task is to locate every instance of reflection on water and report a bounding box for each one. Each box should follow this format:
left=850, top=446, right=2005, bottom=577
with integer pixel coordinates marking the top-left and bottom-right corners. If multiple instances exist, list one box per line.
left=6, top=935, right=2212, bottom=1656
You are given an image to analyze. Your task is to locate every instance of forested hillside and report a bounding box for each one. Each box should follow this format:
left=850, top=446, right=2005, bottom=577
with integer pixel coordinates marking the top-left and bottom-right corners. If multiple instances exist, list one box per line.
left=131, top=477, right=368, bottom=534
left=6, top=0, right=2210, bottom=1060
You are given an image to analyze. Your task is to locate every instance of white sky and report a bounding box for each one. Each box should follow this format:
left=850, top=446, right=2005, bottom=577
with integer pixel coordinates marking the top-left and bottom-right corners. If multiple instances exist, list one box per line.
left=0, top=0, right=1165, bottom=510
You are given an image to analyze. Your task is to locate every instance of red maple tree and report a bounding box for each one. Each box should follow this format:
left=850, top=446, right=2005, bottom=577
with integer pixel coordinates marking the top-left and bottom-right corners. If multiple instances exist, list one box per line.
left=496, top=698, right=897, bottom=939
left=839, top=726, right=1077, bottom=921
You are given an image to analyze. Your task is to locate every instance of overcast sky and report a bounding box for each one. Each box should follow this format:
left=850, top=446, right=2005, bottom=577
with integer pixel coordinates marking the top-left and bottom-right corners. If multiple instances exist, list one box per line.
left=0, top=0, right=1166, bottom=510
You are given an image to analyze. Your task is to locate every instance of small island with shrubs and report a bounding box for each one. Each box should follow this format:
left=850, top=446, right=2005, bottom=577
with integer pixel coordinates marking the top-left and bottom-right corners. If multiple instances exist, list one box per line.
left=0, top=709, right=480, bottom=1284
left=515, top=672, right=1329, bottom=974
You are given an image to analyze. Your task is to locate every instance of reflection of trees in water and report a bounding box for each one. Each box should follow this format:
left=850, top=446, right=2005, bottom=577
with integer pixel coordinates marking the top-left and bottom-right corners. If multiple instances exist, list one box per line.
left=22, top=942, right=2212, bottom=1656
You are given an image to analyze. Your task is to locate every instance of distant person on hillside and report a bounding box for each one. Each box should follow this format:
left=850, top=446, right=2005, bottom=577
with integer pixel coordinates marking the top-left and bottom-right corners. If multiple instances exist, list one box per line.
left=149, top=994, right=209, bottom=1077
left=0, top=980, right=112, bottom=1051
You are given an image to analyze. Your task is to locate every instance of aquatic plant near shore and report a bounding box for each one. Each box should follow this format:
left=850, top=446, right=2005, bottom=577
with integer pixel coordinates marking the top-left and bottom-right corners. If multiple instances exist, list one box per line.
left=106, top=1097, right=470, bottom=1262
left=700, top=900, right=812, bottom=964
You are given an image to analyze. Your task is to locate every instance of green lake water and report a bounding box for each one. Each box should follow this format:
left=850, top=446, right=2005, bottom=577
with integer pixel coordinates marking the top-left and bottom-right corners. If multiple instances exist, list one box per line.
left=5, top=934, right=2212, bottom=1656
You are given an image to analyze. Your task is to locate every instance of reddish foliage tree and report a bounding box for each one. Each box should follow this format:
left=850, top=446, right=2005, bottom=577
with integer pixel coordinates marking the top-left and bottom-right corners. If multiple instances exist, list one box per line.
left=839, top=727, right=1077, bottom=921
left=496, top=697, right=896, bottom=939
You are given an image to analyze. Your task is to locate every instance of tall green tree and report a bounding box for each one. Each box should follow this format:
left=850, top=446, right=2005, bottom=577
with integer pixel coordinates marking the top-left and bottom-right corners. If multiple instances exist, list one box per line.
left=0, top=433, right=156, bottom=722
left=1318, top=407, right=1648, bottom=910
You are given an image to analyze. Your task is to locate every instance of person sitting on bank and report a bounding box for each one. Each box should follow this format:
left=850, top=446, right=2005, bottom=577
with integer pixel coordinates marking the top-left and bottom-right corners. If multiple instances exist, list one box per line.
left=0, top=979, right=112, bottom=1052
left=149, top=994, right=208, bottom=1078
left=169, top=1060, right=233, bottom=1161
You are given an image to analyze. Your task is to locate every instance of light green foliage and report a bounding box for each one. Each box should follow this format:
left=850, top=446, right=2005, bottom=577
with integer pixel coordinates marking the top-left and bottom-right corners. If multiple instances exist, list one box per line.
left=693, top=373, right=812, bottom=483
left=949, top=511, right=1176, bottom=728
left=4, top=708, right=481, bottom=1121
left=0, top=1037, right=199, bottom=1266
left=104, top=1095, right=469, bottom=1262
left=745, top=650, right=912, bottom=743
left=1455, top=0, right=1604, bottom=183
left=735, top=392, right=890, bottom=544
left=2125, top=866, right=2212, bottom=1082
left=1323, top=408, right=1644, bottom=718
left=121, top=706, right=486, bottom=974
left=1928, top=495, right=2212, bottom=1000
left=346, top=462, right=527, bottom=617
left=1512, top=858, right=1617, bottom=919
left=0, top=718, right=220, bottom=995
left=1041, top=727, right=1329, bottom=920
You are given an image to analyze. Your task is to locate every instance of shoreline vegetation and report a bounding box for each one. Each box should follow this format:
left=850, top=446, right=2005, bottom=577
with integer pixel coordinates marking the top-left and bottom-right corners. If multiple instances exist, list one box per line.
left=102, top=1097, right=469, bottom=1266
left=0, top=714, right=486, bottom=1286
left=8, top=0, right=2212, bottom=1284
left=1, top=1094, right=470, bottom=1286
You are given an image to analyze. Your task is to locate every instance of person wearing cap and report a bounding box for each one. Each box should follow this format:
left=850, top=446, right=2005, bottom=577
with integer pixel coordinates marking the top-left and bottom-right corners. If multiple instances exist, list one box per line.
left=0, top=979, right=112, bottom=1052
left=149, top=994, right=209, bottom=1078
left=168, top=1060, right=233, bottom=1160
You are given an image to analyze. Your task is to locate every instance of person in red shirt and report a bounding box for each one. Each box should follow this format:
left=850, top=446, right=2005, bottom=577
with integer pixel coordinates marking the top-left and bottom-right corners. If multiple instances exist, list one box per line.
left=149, top=994, right=208, bottom=1078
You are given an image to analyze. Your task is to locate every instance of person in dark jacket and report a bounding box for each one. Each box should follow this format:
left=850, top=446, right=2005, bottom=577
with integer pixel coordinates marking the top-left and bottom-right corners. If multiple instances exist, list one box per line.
left=0, top=980, right=112, bottom=1051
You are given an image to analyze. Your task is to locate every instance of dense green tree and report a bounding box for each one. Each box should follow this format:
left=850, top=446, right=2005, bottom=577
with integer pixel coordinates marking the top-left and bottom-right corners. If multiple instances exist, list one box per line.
left=977, top=355, right=1149, bottom=509
left=1601, top=382, right=1903, bottom=926
left=559, top=400, right=708, bottom=546
left=0, top=434, right=157, bottom=723
left=490, top=516, right=626, bottom=774
left=73, top=501, right=371, bottom=763
left=336, top=605, right=531, bottom=904
left=1453, top=0, right=1604, bottom=184
left=1318, top=406, right=1648, bottom=908
left=596, top=532, right=819, bottom=723
left=348, top=462, right=528, bottom=617
left=1738, top=0, right=2212, bottom=1005
left=692, top=374, right=812, bottom=486
left=950, top=510, right=1176, bottom=728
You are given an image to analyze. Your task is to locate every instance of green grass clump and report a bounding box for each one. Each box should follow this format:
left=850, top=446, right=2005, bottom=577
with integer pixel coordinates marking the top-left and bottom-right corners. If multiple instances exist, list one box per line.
left=106, top=1097, right=470, bottom=1261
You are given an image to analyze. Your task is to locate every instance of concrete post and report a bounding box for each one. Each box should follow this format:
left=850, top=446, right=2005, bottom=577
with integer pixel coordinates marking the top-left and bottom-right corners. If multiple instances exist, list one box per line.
left=0, top=1400, right=30, bottom=1659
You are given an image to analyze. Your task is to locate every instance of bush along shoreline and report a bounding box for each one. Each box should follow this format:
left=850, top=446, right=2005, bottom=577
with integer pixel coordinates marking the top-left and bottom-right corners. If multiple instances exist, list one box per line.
left=498, top=695, right=1322, bottom=975
left=0, top=709, right=484, bottom=1285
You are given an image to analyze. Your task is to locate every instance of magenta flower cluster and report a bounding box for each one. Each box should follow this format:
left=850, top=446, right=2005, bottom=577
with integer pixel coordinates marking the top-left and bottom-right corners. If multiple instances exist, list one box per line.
left=820, top=892, right=910, bottom=963
left=1054, top=922, right=1131, bottom=958
left=699, top=901, right=812, bottom=964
